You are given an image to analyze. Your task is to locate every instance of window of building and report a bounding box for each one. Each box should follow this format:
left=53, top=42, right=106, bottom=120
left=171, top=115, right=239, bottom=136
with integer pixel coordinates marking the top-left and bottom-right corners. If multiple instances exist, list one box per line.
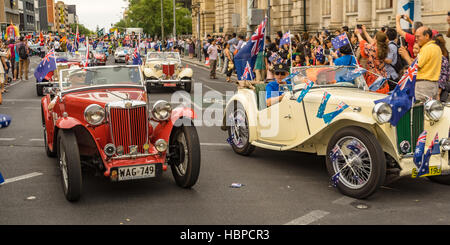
left=346, top=0, right=358, bottom=13
left=322, top=0, right=331, bottom=16
left=377, top=0, right=393, bottom=10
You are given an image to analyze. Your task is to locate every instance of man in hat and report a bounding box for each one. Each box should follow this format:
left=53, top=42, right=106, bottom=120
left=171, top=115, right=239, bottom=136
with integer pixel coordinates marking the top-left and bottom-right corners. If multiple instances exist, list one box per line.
left=265, top=62, right=290, bottom=107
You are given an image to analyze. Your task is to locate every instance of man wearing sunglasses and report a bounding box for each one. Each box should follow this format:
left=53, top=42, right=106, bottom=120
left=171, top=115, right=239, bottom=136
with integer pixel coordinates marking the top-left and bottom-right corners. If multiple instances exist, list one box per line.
left=265, top=62, right=290, bottom=107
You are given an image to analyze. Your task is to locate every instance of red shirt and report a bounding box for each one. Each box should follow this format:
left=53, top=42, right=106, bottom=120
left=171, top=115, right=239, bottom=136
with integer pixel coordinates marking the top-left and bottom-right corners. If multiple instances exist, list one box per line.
left=405, top=33, right=415, bottom=58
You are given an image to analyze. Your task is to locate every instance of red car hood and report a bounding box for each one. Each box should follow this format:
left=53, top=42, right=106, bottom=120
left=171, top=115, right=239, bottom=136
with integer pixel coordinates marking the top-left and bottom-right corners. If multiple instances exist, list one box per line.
left=63, top=88, right=147, bottom=107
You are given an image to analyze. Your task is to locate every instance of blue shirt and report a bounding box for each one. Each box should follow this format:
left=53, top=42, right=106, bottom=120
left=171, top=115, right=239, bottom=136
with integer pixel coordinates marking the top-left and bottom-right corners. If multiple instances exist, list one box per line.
left=265, top=80, right=292, bottom=101
left=334, top=55, right=357, bottom=66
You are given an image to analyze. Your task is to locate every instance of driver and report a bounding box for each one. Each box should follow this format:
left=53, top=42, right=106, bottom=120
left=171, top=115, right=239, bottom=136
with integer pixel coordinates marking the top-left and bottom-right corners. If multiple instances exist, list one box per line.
left=68, top=70, right=87, bottom=88
left=265, top=63, right=290, bottom=107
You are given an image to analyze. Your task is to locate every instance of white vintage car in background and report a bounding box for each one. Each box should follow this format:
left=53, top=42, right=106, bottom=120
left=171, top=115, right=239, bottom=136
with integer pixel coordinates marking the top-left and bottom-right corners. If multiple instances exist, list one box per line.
left=222, top=66, right=450, bottom=199
left=142, top=52, right=193, bottom=92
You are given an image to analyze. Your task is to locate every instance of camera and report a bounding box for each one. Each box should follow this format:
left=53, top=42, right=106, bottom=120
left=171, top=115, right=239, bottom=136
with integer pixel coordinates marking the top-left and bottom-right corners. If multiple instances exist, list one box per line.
left=357, top=24, right=362, bottom=29
left=400, top=37, right=407, bottom=47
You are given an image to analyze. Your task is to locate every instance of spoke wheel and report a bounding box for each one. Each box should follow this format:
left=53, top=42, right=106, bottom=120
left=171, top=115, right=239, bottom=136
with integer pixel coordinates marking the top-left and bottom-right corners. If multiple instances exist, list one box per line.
left=326, top=127, right=386, bottom=199
left=227, top=102, right=255, bottom=156
left=57, top=129, right=82, bottom=202
left=170, top=125, right=201, bottom=188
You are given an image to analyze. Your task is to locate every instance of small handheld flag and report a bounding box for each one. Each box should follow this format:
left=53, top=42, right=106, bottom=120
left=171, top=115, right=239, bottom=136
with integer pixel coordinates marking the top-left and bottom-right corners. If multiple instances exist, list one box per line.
left=331, top=34, right=350, bottom=50
left=241, top=61, right=254, bottom=81
left=280, top=31, right=291, bottom=46
left=413, top=131, right=427, bottom=168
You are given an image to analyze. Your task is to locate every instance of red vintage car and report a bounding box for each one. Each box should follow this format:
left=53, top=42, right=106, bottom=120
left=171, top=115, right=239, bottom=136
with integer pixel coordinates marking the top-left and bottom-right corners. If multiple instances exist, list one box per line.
left=41, top=65, right=200, bottom=202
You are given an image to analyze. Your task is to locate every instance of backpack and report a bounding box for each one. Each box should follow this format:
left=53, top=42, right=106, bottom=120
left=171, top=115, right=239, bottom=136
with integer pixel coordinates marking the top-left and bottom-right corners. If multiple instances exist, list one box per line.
left=389, top=42, right=407, bottom=74
left=18, top=45, right=28, bottom=59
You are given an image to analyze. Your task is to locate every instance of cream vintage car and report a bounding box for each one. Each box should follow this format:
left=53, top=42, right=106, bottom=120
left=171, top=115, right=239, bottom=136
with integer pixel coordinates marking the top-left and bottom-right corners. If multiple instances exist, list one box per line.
left=222, top=66, right=450, bottom=199
left=142, top=52, right=193, bottom=92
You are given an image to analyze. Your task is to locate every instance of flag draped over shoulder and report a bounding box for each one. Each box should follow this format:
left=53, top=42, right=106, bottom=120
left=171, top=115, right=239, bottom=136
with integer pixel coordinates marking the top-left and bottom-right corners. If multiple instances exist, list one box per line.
left=234, top=17, right=267, bottom=81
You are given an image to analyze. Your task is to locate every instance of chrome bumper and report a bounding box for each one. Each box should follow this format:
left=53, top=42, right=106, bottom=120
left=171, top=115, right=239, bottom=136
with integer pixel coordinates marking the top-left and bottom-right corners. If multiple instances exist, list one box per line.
left=146, top=79, right=192, bottom=84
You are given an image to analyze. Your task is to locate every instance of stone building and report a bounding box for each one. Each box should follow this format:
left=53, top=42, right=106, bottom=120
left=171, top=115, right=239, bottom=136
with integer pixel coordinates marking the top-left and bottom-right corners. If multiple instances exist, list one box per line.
left=0, top=0, right=21, bottom=33
left=192, top=0, right=450, bottom=39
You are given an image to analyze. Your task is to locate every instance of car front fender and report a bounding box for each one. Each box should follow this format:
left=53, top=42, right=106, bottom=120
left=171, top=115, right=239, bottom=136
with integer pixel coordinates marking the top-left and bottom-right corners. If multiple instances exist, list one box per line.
left=178, top=68, right=193, bottom=79
left=151, top=107, right=197, bottom=143
left=55, top=116, right=85, bottom=130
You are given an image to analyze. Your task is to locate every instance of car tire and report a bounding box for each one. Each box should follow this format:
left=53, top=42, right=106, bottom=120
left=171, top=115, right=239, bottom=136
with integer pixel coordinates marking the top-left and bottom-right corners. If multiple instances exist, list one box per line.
left=36, top=84, right=44, bottom=96
left=325, top=126, right=386, bottom=199
left=57, top=129, right=82, bottom=202
left=227, top=101, right=255, bottom=156
left=427, top=175, right=450, bottom=185
left=170, top=125, right=201, bottom=189
left=184, top=80, right=192, bottom=93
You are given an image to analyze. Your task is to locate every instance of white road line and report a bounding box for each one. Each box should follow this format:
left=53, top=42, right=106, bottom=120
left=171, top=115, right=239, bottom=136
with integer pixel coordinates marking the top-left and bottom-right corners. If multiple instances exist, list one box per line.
left=200, top=143, right=229, bottom=147
left=2, top=99, right=41, bottom=102
left=29, top=139, right=44, bottom=142
left=332, top=196, right=357, bottom=206
left=0, top=138, right=16, bottom=141
left=2, top=172, right=43, bottom=185
left=284, top=210, right=330, bottom=225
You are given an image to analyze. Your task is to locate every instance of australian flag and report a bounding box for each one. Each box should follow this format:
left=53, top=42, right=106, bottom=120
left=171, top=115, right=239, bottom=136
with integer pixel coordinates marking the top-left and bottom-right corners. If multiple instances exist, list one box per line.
left=374, top=59, right=418, bottom=126
left=323, top=102, right=349, bottom=124
left=34, top=49, right=57, bottom=83
left=132, top=47, right=142, bottom=65
left=241, top=61, right=254, bottom=80
left=234, top=17, right=267, bottom=81
left=0, top=114, right=12, bottom=128
left=0, top=171, right=4, bottom=184
left=332, top=34, right=350, bottom=50
left=413, top=131, right=427, bottom=168
left=280, top=31, right=290, bottom=46
left=296, top=80, right=314, bottom=103
left=317, top=92, right=331, bottom=119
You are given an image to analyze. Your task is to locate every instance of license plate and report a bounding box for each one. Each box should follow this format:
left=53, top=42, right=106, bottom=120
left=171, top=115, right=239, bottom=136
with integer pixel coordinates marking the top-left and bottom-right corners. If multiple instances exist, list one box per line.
left=411, top=166, right=442, bottom=178
left=118, top=165, right=156, bottom=181
left=164, top=83, right=176, bottom=87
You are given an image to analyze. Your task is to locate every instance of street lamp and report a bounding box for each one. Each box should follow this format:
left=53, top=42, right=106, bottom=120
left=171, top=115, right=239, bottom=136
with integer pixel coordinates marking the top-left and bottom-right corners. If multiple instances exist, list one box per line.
left=161, top=0, right=164, bottom=40
left=173, top=0, right=176, bottom=40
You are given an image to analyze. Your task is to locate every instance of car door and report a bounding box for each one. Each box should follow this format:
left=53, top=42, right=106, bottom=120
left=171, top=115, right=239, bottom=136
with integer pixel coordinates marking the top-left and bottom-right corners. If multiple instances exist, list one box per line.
left=257, top=95, right=309, bottom=145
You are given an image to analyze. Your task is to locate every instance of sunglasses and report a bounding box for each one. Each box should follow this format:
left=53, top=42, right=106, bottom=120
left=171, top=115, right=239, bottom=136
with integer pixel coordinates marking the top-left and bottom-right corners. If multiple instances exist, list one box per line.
left=275, top=72, right=286, bottom=76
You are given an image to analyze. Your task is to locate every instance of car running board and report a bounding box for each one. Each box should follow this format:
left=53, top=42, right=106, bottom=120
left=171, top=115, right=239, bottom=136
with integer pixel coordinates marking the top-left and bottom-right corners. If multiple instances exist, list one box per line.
left=252, top=140, right=286, bottom=151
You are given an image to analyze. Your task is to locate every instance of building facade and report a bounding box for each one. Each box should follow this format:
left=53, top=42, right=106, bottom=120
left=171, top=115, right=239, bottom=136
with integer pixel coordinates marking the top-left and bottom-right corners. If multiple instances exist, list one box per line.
left=0, top=0, right=21, bottom=34
left=54, top=0, right=67, bottom=34
left=192, top=0, right=450, bottom=39
left=18, top=0, right=36, bottom=33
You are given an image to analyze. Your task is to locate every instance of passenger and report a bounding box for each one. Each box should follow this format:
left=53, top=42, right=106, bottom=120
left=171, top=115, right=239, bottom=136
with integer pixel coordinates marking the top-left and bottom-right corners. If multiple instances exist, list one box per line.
left=265, top=63, right=290, bottom=107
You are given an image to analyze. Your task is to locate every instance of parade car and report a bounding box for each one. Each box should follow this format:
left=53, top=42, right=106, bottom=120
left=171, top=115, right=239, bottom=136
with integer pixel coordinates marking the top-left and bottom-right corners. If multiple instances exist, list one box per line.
left=142, top=52, right=193, bottom=92
left=222, top=66, right=450, bottom=199
left=36, top=52, right=83, bottom=96
left=93, top=47, right=107, bottom=66
left=114, top=47, right=130, bottom=63
left=41, top=65, right=201, bottom=202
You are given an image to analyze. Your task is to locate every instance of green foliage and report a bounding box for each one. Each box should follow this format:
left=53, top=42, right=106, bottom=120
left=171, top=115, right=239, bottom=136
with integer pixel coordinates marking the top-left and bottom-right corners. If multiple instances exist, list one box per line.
left=114, top=0, right=192, bottom=38
left=70, top=23, right=93, bottom=35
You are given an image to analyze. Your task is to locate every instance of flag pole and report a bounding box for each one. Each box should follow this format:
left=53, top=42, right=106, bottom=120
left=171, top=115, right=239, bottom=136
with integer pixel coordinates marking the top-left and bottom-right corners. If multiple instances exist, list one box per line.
left=289, top=30, right=292, bottom=74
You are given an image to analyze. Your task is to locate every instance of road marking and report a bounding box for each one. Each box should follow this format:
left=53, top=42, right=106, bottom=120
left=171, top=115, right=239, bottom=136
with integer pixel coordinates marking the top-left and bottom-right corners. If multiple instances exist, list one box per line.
left=332, top=196, right=357, bottom=206
left=2, top=99, right=41, bottom=102
left=285, top=210, right=330, bottom=225
left=2, top=172, right=43, bottom=185
left=0, top=138, right=16, bottom=141
left=200, top=143, right=229, bottom=147
left=29, top=139, right=44, bottom=142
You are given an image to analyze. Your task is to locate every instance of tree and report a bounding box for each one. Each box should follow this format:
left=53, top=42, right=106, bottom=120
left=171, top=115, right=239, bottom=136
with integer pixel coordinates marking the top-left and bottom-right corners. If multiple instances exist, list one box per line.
left=114, top=0, right=192, bottom=38
left=69, top=23, right=93, bottom=35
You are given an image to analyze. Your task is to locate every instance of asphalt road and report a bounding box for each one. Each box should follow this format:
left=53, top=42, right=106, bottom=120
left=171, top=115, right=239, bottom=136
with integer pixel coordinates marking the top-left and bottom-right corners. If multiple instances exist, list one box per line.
left=1, top=55, right=450, bottom=225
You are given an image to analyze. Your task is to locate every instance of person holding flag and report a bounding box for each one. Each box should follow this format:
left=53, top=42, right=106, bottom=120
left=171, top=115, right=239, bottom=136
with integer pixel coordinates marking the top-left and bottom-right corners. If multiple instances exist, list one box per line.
left=234, top=17, right=267, bottom=82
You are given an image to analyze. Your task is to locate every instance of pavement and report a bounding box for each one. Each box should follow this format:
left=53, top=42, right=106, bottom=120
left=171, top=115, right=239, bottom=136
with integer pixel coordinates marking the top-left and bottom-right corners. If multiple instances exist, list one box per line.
left=1, top=55, right=450, bottom=225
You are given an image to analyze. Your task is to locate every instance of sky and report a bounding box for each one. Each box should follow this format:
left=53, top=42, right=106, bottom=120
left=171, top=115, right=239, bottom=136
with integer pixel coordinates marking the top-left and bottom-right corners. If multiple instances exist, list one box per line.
left=61, top=0, right=129, bottom=32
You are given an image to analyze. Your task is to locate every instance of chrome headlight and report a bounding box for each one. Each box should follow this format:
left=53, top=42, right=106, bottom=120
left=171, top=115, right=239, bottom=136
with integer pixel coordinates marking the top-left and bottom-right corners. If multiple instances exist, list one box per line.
left=440, top=138, right=450, bottom=152
left=155, top=139, right=168, bottom=152
left=104, top=144, right=116, bottom=157
left=151, top=100, right=172, bottom=121
left=372, top=103, right=392, bottom=124
left=84, top=104, right=105, bottom=125
left=425, top=100, right=444, bottom=121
